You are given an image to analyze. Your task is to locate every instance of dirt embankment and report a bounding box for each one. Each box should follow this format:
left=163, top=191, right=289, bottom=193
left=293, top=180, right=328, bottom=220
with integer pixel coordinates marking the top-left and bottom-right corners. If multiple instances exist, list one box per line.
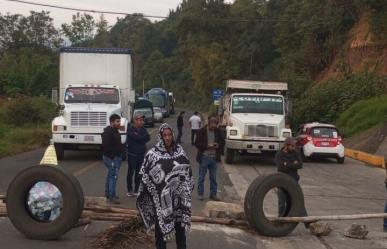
left=317, top=12, right=387, bottom=83
left=343, top=123, right=387, bottom=155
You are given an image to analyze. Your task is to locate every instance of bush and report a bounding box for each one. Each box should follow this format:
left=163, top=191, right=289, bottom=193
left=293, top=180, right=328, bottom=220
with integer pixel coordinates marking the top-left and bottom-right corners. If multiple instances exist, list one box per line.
left=336, top=95, right=387, bottom=137
left=292, top=72, right=386, bottom=127
left=5, top=96, right=57, bottom=126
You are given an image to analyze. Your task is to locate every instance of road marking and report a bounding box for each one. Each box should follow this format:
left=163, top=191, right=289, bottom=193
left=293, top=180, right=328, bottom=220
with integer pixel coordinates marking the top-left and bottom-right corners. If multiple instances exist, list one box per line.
left=73, top=161, right=100, bottom=177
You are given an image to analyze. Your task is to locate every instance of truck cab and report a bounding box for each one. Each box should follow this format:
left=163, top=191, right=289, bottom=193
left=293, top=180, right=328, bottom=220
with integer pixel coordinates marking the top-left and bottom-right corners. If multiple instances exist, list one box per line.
left=52, top=47, right=134, bottom=159
left=220, top=80, right=292, bottom=164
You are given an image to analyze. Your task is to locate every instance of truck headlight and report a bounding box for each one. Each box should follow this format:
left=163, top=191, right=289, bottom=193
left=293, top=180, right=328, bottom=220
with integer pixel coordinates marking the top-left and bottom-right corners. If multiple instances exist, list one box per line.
left=53, top=125, right=66, bottom=132
left=282, top=131, right=291, bottom=138
left=230, top=130, right=238, bottom=136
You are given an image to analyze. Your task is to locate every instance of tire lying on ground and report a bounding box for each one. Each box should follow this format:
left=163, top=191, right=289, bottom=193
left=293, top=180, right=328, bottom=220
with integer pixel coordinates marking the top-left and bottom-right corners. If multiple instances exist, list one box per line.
left=6, top=165, right=84, bottom=240
left=244, top=173, right=305, bottom=237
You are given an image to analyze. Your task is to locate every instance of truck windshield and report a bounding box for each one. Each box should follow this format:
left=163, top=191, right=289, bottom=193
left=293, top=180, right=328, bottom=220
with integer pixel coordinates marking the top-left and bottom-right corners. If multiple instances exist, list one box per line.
left=232, top=95, right=284, bottom=115
left=148, top=95, right=165, bottom=107
left=64, top=87, right=119, bottom=104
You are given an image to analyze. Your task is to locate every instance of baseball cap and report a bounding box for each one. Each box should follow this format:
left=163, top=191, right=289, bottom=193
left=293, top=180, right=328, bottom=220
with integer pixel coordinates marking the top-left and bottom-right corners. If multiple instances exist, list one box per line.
left=284, top=137, right=296, bottom=146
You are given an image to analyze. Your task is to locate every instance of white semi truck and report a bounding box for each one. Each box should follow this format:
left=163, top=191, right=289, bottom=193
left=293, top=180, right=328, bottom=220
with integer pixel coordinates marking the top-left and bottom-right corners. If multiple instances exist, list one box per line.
left=51, top=47, right=135, bottom=159
left=219, top=80, right=292, bottom=164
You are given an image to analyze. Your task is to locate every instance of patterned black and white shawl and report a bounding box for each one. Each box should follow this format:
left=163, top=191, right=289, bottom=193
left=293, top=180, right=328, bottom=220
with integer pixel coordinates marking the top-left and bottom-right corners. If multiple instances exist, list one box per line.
left=137, top=123, right=194, bottom=239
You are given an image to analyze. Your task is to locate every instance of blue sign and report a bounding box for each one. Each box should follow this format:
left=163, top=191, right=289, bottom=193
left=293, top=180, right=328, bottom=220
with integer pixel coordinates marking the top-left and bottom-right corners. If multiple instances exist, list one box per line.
left=212, top=89, right=223, bottom=101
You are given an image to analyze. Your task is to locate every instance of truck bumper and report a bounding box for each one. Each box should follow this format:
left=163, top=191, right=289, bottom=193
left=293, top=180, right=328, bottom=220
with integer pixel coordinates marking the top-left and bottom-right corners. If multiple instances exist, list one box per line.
left=226, top=139, right=283, bottom=152
left=52, top=133, right=126, bottom=145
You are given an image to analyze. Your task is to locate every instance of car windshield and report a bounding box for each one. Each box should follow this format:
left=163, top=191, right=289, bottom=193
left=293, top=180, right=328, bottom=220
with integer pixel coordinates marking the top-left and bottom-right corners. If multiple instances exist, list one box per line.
left=64, top=87, right=119, bottom=104
left=148, top=95, right=165, bottom=107
left=134, top=109, right=152, bottom=118
left=232, top=95, right=284, bottom=115
left=311, top=127, right=339, bottom=138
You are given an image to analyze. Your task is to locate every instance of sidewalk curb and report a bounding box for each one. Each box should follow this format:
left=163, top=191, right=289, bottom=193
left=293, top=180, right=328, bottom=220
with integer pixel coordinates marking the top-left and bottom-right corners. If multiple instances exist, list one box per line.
left=345, top=148, right=385, bottom=169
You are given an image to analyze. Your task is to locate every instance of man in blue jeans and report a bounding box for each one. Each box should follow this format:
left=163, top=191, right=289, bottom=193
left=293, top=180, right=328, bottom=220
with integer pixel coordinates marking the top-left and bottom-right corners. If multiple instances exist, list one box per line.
left=126, top=113, right=150, bottom=197
left=195, top=116, right=224, bottom=201
left=101, top=114, right=125, bottom=204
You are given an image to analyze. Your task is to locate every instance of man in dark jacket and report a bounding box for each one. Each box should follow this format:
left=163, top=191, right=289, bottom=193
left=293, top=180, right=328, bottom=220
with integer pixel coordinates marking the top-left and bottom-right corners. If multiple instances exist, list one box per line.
left=101, top=114, right=125, bottom=204
left=126, top=113, right=150, bottom=196
left=195, top=116, right=224, bottom=201
left=275, top=137, right=308, bottom=226
left=176, top=111, right=185, bottom=144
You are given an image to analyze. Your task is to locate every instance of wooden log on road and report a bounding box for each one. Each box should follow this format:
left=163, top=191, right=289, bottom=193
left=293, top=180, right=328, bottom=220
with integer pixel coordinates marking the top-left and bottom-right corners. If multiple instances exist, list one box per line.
left=84, top=204, right=139, bottom=216
left=272, top=213, right=387, bottom=223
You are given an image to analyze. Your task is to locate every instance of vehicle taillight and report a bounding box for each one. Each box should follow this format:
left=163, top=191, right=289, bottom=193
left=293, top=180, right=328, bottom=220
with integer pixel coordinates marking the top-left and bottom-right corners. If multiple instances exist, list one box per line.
left=300, top=136, right=312, bottom=145
left=53, top=125, right=58, bottom=132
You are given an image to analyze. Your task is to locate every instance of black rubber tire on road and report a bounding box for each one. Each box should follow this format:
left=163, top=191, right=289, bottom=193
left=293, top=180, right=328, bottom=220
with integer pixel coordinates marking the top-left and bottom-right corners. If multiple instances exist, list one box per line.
left=244, top=173, right=306, bottom=237
left=337, top=157, right=345, bottom=164
left=6, top=165, right=84, bottom=240
left=225, top=148, right=235, bottom=164
left=54, top=143, right=64, bottom=160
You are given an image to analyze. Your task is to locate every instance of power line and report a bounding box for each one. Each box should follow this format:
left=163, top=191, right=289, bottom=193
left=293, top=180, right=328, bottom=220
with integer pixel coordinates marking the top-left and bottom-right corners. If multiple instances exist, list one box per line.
left=5, top=0, right=168, bottom=19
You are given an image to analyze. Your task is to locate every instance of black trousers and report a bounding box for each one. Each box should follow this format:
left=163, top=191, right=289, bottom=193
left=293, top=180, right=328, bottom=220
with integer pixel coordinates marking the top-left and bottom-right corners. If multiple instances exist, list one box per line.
left=126, top=153, right=144, bottom=193
left=155, top=222, right=186, bottom=249
left=176, top=126, right=183, bottom=143
left=191, top=129, right=198, bottom=145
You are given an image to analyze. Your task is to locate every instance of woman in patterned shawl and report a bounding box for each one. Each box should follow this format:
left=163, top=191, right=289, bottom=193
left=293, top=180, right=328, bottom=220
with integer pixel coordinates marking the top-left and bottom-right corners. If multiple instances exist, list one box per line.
left=137, top=123, right=194, bottom=249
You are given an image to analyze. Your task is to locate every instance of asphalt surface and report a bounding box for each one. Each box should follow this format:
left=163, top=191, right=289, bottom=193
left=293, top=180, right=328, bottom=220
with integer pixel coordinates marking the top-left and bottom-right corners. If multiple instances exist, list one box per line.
left=0, top=112, right=386, bottom=249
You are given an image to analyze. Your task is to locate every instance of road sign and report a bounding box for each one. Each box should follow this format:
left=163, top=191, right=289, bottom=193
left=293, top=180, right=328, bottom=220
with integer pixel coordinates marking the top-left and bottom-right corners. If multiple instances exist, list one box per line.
left=212, top=88, right=223, bottom=101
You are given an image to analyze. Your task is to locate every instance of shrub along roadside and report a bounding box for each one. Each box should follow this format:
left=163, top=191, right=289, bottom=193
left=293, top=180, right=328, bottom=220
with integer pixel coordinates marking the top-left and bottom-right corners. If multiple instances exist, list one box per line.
left=0, top=96, right=55, bottom=158
left=336, top=95, right=387, bottom=137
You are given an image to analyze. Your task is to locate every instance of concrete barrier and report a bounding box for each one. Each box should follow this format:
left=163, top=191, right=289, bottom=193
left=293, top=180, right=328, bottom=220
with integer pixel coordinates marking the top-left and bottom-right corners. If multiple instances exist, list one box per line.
left=345, top=148, right=385, bottom=169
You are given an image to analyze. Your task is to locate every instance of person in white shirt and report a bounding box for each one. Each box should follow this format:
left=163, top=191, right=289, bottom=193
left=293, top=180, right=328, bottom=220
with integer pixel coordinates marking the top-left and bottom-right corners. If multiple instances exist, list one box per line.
left=189, top=111, right=201, bottom=145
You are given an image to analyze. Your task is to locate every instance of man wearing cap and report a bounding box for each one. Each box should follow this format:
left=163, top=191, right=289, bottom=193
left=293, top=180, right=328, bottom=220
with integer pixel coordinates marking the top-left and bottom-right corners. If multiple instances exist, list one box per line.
left=126, top=113, right=150, bottom=197
left=275, top=137, right=309, bottom=226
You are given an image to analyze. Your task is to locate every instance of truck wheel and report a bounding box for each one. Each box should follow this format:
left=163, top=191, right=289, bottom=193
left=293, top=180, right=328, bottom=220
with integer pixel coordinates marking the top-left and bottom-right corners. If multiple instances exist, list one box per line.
left=337, top=157, right=345, bottom=164
left=54, top=144, right=64, bottom=160
left=244, top=173, right=306, bottom=237
left=225, top=148, right=235, bottom=164
left=6, top=165, right=84, bottom=240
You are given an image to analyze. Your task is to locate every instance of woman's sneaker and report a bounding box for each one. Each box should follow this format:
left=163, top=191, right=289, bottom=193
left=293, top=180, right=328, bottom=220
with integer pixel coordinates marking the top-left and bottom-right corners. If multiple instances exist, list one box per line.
left=126, top=192, right=136, bottom=197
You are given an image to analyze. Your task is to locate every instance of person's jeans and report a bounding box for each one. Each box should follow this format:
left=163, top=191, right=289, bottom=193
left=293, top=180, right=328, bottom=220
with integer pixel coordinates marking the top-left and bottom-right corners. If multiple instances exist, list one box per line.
left=191, top=129, right=198, bottom=145
left=384, top=202, right=387, bottom=231
left=127, top=153, right=144, bottom=193
left=198, top=155, right=218, bottom=197
left=103, top=155, right=122, bottom=199
left=155, top=222, right=186, bottom=249
left=177, top=126, right=183, bottom=143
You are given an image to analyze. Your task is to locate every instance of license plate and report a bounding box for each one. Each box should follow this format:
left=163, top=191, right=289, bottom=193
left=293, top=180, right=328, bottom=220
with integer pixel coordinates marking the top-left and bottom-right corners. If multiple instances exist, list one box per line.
left=321, top=142, right=330, bottom=146
left=84, top=136, right=94, bottom=142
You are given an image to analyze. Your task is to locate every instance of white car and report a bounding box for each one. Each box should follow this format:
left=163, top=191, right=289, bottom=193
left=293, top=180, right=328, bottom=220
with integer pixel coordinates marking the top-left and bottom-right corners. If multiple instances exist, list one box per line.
left=153, top=107, right=164, bottom=123
left=296, top=122, right=345, bottom=164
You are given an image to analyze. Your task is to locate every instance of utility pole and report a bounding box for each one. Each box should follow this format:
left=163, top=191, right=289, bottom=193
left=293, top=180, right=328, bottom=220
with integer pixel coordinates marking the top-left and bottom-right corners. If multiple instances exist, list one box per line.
left=142, top=79, right=145, bottom=96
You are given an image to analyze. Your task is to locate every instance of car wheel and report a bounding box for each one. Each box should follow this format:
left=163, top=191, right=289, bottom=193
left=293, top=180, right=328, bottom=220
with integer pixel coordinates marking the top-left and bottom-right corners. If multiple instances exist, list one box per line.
left=337, top=157, right=345, bottom=164
left=54, top=143, right=64, bottom=160
left=225, top=148, right=235, bottom=164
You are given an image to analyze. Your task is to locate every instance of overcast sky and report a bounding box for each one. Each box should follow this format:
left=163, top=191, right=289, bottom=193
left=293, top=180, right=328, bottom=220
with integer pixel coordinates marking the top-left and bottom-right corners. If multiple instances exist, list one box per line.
left=0, top=0, right=234, bottom=27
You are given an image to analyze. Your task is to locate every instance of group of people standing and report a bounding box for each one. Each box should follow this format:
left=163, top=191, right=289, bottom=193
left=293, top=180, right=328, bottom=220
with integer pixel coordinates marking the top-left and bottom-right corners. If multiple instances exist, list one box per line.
left=101, top=111, right=224, bottom=249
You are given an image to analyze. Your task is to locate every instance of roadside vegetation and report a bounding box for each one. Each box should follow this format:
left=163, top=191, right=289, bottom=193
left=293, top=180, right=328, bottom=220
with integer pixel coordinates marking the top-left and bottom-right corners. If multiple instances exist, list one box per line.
left=0, top=97, right=56, bottom=157
left=0, top=0, right=386, bottom=156
left=336, top=95, right=387, bottom=137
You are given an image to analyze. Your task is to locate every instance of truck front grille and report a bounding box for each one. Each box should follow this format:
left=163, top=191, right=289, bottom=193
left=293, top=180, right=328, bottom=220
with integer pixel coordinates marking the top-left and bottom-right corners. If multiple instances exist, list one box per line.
left=245, top=125, right=277, bottom=138
left=70, top=112, right=107, bottom=127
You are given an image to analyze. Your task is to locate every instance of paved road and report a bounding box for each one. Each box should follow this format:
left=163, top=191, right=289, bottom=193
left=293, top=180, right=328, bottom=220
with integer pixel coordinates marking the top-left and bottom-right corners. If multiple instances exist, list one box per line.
left=0, top=112, right=386, bottom=249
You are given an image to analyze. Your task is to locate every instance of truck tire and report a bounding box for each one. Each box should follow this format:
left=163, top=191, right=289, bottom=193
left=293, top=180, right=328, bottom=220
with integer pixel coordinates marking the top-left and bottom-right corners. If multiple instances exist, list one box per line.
left=6, top=165, right=84, bottom=240
left=54, top=143, right=64, bottom=160
left=244, top=173, right=306, bottom=237
left=225, top=148, right=235, bottom=164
